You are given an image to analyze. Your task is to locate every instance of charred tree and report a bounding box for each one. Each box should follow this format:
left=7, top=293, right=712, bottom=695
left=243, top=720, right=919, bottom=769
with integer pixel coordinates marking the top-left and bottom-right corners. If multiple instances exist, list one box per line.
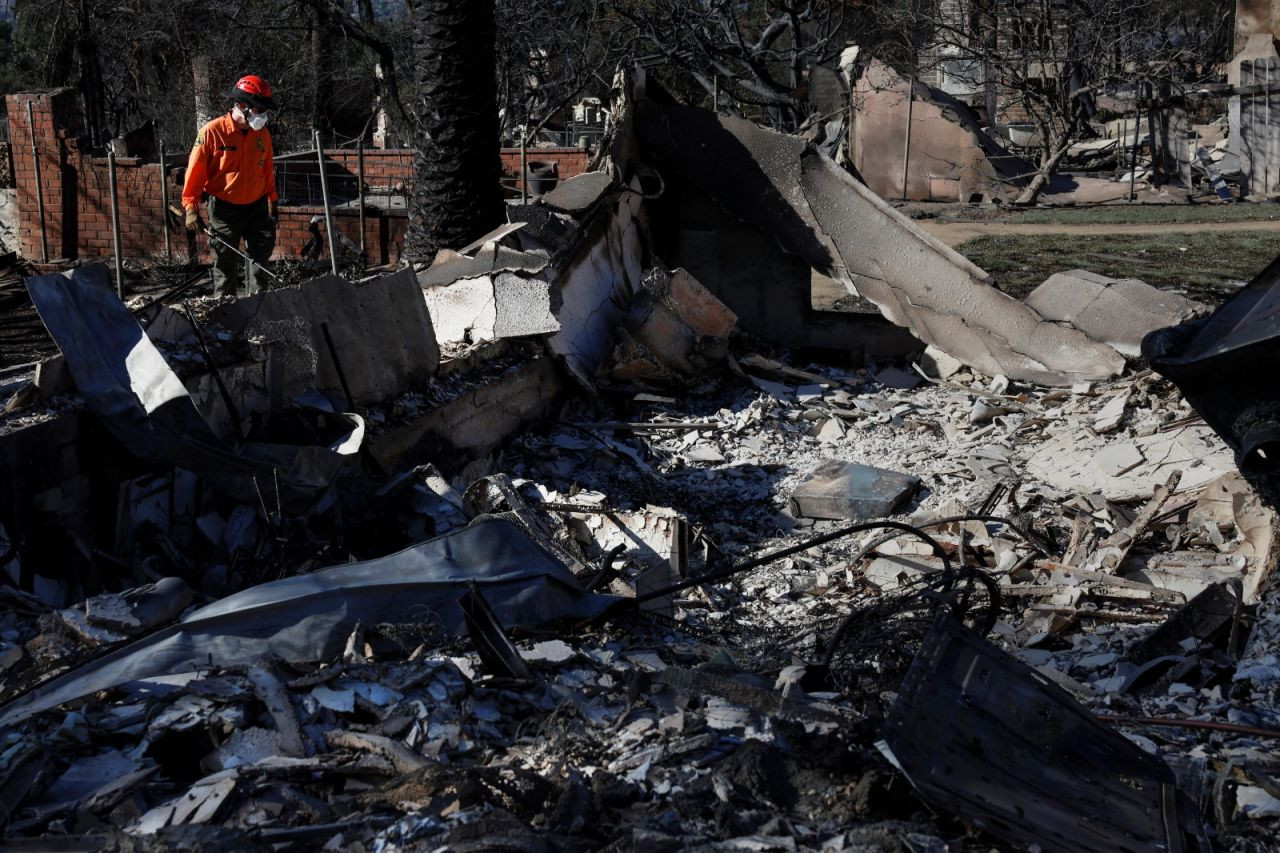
left=406, top=0, right=505, bottom=261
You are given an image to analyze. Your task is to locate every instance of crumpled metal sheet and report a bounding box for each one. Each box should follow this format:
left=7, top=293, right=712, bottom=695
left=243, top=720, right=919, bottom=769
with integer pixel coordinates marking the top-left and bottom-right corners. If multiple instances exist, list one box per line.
left=879, top=613, right=1207, bottom=852
left=26, top=265, right=232, bottom=466
left=25, top=265, right=362, bottom=495
left=0, top=517, right=615, bottom=726
left=1144, top=253, right=1280, bottom=508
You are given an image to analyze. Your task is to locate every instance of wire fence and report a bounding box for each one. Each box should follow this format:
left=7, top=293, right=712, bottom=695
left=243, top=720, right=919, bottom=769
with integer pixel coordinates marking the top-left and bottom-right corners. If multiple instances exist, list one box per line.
left=273, top=147, right=413, bottom=212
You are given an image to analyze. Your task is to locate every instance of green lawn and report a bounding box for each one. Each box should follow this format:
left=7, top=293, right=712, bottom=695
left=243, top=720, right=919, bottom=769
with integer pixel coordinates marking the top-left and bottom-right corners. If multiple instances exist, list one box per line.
left=956, top=230, right=1280, bottom=302
left=1005, top=204, right=1280, bottom=226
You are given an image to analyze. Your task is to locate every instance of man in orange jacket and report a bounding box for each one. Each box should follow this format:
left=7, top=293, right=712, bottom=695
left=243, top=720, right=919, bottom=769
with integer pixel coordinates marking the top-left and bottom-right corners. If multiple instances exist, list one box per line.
left=182, top=75, right=279, bottom=296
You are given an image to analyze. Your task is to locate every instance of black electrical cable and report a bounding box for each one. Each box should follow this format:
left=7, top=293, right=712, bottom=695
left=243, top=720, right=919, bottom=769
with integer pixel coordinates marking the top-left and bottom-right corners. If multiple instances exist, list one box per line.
left=628, top=520, right=953, bottom=607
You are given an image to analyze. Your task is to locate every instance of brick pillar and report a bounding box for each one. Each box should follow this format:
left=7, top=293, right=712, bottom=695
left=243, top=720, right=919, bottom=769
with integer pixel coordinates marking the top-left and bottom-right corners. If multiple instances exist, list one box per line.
left=5, top=90, right=82, bottom=262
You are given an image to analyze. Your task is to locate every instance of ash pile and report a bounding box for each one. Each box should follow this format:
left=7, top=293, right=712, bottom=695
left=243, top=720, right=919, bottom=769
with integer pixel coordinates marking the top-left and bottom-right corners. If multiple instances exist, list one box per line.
left=0, top=73, right=1278, bottom=852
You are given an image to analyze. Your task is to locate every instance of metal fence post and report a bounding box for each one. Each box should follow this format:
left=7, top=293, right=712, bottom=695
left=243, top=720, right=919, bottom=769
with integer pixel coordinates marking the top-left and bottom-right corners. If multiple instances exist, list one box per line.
left=901, top=77, right=915, bottom=200
left=158, top=140, right=172, bottom=260
left=520, top=128, right=529, bottom=204
left=314, top=129, right=339, bottom=276
left=108, top=146, right=125, bottom=297
left=357, top=140, right=366, bottom=262
left=25, top=101, right=49, bottom=263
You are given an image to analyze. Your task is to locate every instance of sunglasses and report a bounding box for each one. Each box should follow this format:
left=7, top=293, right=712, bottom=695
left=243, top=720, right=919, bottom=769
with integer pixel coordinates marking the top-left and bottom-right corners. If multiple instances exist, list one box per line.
left=235, top=101, right=271, bottom=115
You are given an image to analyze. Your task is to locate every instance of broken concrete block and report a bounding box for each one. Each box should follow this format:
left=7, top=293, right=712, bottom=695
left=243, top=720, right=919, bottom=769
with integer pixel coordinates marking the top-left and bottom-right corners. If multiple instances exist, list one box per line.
left=1026, top=270, right=1206, bottom=358
left=865, top=554, right=945, bottom=592
left=814, top=418, right=845, bottom=444
left=789, top=459, right=919, bottom=520
left=423, top=272, right=560, bottom=346
left=1093, top=393, right=1128, bottom=433
left=643, top=268, right=738, bottom=339
left=919, top=345, right=962, bottom=380
left=492, top=272, right=560, bottom=339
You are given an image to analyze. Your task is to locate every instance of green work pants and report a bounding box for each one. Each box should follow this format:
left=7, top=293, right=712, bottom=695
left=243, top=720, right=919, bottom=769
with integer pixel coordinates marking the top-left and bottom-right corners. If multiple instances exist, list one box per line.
left=207, top=195, right=276, bottom=296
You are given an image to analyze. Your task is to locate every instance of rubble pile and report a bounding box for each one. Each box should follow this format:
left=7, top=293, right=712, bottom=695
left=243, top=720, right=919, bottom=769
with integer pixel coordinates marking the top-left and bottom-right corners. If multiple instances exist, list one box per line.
left=3, top=323, right=1280, bottom=849
left=1, top=76, right=1278, bottom=851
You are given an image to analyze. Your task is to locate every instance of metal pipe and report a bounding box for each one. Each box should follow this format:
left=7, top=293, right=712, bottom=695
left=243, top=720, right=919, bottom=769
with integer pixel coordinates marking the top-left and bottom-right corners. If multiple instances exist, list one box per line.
left=158, top=140, right=171, bottom=260
left=314, top=129, right=339, bottom=276
left=1096, top=714, right=1280, bottom=740
left=357, top=140, right=366, bottom=262
left=1129, top=84, right=1142, bottom=202
left=520, top=128, right=528, bottom=204
left=25, top=101, right=49, bottom=263
left=107, top=147, right=125, bottom=298
left=901, top=77, right=915, bottom=200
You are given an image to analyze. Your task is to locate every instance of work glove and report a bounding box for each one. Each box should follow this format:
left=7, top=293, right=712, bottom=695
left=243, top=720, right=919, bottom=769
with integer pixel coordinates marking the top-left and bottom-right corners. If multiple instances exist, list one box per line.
left=184, top=207, right=200, bottom=232
left=268, top=199, right=278, bottom=221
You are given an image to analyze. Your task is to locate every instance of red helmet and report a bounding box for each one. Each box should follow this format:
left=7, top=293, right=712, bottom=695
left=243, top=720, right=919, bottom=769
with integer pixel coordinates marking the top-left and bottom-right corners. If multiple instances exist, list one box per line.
left=228, top=75, right=275, bottom=110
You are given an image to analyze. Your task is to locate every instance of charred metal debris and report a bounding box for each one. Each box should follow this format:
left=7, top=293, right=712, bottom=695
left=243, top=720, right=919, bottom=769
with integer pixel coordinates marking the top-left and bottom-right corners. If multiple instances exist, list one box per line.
left=0, top=73, right=1278, bottom=851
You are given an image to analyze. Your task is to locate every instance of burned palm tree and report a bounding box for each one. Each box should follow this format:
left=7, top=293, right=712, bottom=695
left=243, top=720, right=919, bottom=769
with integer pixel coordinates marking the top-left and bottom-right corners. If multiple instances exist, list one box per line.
left=406, top=0, right=506, bottom=262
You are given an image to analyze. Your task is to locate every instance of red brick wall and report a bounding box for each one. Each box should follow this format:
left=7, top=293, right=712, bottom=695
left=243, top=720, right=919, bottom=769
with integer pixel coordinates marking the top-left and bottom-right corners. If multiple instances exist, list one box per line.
left=500, top=148, right=592, bottom=190
left=272, top=206, right=408, bottom=266
left=4, top=91, right=591, bottom=266
left=8, top=90, right=81, bottom=261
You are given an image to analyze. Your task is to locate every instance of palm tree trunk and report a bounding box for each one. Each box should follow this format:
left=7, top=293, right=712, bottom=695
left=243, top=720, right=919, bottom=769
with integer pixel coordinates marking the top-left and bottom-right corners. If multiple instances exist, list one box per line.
left=406, top=0, right=505, bottom=262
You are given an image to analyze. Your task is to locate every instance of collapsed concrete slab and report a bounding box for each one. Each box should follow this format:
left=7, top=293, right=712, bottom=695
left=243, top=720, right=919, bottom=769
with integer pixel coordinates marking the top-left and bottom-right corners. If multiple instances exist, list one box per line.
left=1025, top=270, right=1206, bottom=358
left=634, top=100, right=1125, bottom=386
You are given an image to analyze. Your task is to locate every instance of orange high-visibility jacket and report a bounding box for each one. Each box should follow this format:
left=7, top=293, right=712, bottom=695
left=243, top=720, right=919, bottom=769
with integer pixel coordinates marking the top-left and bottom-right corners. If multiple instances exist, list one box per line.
left=181, top=113, right=279, bottom=210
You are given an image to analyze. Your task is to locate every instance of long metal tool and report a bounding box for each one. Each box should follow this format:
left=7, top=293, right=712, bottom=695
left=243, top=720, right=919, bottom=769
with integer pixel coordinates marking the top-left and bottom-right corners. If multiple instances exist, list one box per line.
left=158, top=140, right=172, bottom=260
left=108, top=147, right=125, bottom=298
left=26, top=101, right=49, bottom=263
left=168, top=202, right=282, bottom=285
left=200, top=225, right=283, bottom=285
left=314, top=129, right=339, bottom=276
